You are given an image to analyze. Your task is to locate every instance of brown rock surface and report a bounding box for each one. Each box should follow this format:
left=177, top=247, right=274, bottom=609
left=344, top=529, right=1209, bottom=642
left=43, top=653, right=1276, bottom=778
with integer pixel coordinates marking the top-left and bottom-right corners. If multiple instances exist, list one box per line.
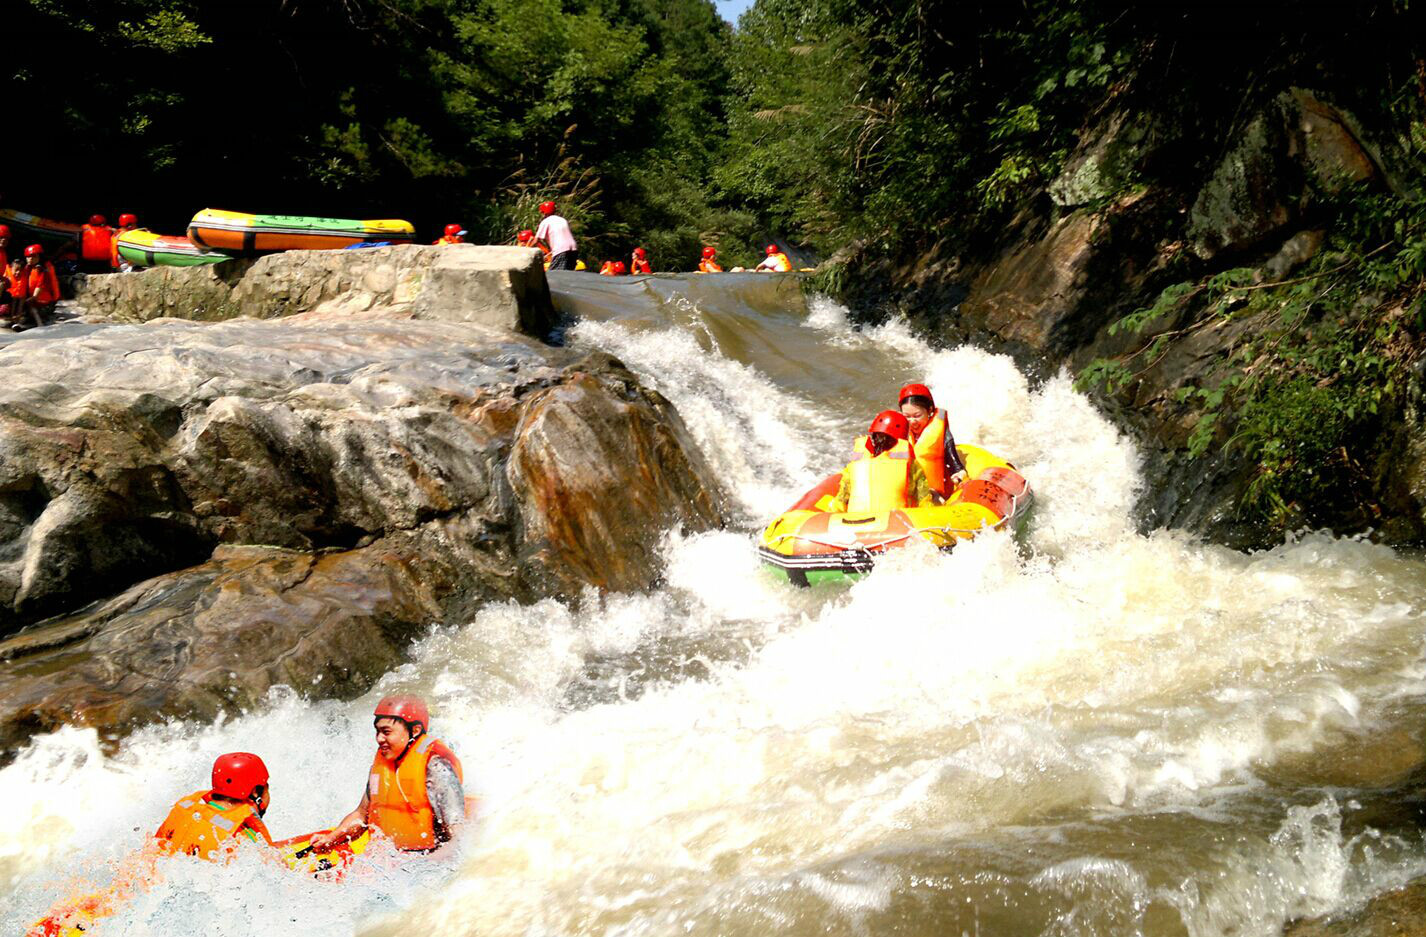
left=0, top=307, right=726, bottom=756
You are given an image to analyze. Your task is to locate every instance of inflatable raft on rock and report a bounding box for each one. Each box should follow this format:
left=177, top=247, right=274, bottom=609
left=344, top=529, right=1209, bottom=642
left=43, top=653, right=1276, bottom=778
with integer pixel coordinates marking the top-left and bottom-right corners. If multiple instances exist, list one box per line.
left=115, top=229, right=230, bottom=267
left=0, top=208, right=81, bottom=246
left=758, top=443, right=1032, bottom=585
left=188, top=209, right=416, bottom=253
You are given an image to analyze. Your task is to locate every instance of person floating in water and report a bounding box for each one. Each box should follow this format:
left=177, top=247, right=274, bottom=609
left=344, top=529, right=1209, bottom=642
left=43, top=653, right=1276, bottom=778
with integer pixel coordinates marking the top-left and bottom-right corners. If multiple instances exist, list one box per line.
left=630, top=246, right=652, bottom=274
left=308, top=696, right=466, bottom=854
left=154, top=753, right=277, bottom=860
left=697, top=246, right=722, bottom=273
left=827, top=411, right=935, bottom=513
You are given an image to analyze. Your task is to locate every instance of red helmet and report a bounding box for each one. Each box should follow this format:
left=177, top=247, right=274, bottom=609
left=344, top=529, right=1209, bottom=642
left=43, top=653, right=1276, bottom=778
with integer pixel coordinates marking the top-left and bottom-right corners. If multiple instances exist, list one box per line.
left=633, top=247, right=647, bottom=259
left=868, top=410, right=910, bottom=440
left=211, top=752, right=269, bottom=800
left=538, top=201, right=556, bottom=216
left=517, top=229, right=534, bottom=242
left=613, top=260, right=627, bottom=274
left=766, top=244, right=780, bottom=255
left=898, top=383, right=934, bottom=406
left=118, top=213, right=137, bottom=228
left=88, top=214, right=107, bottom=227
left=24, top=244, right=43, bottom=258
left=374, top=695, right=429, bottom=732
left=0, top=225, right=10, bottom=238
left=701, top=246, right=716, bottom=259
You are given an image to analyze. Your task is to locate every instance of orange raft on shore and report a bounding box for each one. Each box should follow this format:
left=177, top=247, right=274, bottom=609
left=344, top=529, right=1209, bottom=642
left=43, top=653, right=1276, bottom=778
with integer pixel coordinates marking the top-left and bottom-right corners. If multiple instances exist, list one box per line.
left=187, top=209, right=416, bottom=253
left=758, top=443, right=1032, bottom=585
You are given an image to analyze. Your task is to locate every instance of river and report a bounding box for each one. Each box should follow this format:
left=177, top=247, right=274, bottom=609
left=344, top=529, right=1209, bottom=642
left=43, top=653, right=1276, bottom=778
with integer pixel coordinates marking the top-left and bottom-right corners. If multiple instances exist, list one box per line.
left=2, top=272, right=1423, bottom=936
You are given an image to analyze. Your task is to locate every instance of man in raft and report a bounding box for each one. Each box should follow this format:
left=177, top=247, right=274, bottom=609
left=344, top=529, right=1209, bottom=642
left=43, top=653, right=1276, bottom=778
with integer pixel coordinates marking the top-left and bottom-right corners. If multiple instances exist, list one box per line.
left=535, top=200, right=579, bottom=271
left=308, top=696, right=466, bottom=854
left=630, top=246, right=652, bottom=274
left=697, top=246, right=722, bottom=273
left=827, top=411, right=935, bottom=512
left=897, top=383, right=967, bottom=501
left=155, top=753, right=277, bottom=860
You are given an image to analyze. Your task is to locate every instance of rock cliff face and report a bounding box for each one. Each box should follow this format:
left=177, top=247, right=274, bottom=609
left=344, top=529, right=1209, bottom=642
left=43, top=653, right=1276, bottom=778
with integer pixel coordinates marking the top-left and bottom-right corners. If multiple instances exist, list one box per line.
left=844, top=86, right=1425, bottom=548
left=0, top=248, right=725, bottom=758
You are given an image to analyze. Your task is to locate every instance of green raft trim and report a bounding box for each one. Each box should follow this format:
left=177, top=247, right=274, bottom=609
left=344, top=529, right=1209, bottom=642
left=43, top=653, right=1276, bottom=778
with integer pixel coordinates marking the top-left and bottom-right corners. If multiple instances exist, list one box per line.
left=117, top=243, right=230, bottom=267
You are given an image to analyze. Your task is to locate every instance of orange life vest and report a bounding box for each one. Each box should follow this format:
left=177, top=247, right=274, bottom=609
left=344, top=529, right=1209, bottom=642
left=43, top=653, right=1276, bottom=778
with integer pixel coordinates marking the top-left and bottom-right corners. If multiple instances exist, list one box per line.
left=631, top=258, right=652, bottom=274
left=598, top=262, right=616, bottom=276
left=6, top=262, right=24, bottom=299
left=845, top=438, right=914, bottom=512
left=111, top=228, right=135, bottom=269
left=25, top=263, right=61, bottom=304
left=80, top=224, right=113, bottom=263
left=698, top=259, right=722, bottom=273
left=765, top=252, right=791, bottom=272
left=909, top=409, right=954, bottom=497
left=154, top=790, right=271, bottom=860
left=433, top=235, right=464, bottom=246
left=368, top=734, right=464, bottom=851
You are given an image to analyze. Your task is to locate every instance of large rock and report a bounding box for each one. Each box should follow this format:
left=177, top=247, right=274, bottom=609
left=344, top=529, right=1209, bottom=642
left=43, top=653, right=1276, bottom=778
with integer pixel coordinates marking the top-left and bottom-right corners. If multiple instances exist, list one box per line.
left=70, top=244, right=557, bottom=337
left=0, top=311, right=726, bottom=756
left=0, top=544, right=440, bottom=756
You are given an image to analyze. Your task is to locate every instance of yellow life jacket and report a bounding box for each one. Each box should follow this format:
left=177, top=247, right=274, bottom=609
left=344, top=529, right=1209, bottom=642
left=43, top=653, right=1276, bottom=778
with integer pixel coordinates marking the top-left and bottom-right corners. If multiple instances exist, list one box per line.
left=767, top=253, right=791, bottom=272
left=154, top=790, right=266, bottom=860
left=845, top=438, right=914, bottom=512
left=910, top=409, right=953, bottom=497
left=368, top=735, right=464, bottom=852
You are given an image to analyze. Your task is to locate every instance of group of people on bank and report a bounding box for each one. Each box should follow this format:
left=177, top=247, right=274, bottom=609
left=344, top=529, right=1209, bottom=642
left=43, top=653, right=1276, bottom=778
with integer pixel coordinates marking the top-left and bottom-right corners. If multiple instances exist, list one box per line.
left=436, top=201, right=794, bottom=275
left=828, top=383, right=968, bottom=513
left=0, top=213, right=136, bottom=329
left=157, top=695, right=463, bottom=863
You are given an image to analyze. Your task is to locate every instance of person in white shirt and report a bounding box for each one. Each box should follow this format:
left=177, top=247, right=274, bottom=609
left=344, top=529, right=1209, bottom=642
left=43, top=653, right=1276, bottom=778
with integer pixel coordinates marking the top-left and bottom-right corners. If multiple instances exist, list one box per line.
left=534, top=202, right=579, bottom=270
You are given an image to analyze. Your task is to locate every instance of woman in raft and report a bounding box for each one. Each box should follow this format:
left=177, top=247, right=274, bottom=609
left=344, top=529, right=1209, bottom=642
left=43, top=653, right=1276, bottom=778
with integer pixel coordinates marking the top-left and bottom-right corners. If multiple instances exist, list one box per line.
left=896, top=382, right=967, bottom=502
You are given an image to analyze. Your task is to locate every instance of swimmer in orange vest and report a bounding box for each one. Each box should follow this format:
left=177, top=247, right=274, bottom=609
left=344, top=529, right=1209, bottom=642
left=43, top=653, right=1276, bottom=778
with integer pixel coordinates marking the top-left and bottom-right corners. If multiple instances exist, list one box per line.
left=630, top=246, right=652, bottom=274
left=827, top=411, right=935, bottom=513
left=897, top=383, right=967, bottom=500
left=154, top=753, right=277, bottom=860
left=697, top=246, right=722, bottom=273
left=308, top=696, right=466, bottom=854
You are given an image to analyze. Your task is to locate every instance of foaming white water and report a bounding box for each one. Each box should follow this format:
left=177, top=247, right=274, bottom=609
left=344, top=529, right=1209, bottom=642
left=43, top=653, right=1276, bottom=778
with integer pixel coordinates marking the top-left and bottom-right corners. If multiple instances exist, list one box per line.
left=1, top=283, right=1424, bottom=937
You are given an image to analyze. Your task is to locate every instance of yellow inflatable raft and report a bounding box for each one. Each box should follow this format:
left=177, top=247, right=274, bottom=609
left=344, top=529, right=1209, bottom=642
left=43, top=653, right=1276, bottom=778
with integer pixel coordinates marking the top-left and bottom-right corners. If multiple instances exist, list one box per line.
left=758, top=444, right=1032, bottom=585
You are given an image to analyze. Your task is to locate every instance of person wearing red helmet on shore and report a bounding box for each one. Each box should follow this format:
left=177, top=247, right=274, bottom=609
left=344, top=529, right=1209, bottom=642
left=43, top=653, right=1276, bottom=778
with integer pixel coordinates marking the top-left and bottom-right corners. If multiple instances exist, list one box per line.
left=110, top=214, right=139, bottom=271
left=79, top=214, right=114, bottom=273
left=898, top=382, right=967, bottom=499
left=13, top=244, right=61, bottom=329
left=630, top=246, right=652, bottom=274
left=697, top=246, right=722, bottom=273
left=534, top=200, right=579, bottom=271
left=154, top=753, right=276, bottom=860
left=0, top=223, right=11, bottom=271
left=308, top=695, right=465, bottom=854
left=517, top=227, right=553, bottom=269
left=827, top=410, right=934, bottom=513
left=433, top=223, right=467, bottom=246
left=755, top=243, right=791, bottom=273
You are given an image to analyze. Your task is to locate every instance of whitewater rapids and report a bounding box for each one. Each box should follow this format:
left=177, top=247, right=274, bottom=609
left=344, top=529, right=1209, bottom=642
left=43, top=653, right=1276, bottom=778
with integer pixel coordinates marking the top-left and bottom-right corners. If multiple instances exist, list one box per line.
left=1, top=272, right=1423, bottom=937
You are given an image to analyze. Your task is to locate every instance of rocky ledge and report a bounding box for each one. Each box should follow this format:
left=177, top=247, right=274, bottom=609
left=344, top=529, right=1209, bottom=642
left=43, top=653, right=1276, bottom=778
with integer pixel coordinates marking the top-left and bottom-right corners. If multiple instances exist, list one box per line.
left=0, top=249, right=725, bottom=759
